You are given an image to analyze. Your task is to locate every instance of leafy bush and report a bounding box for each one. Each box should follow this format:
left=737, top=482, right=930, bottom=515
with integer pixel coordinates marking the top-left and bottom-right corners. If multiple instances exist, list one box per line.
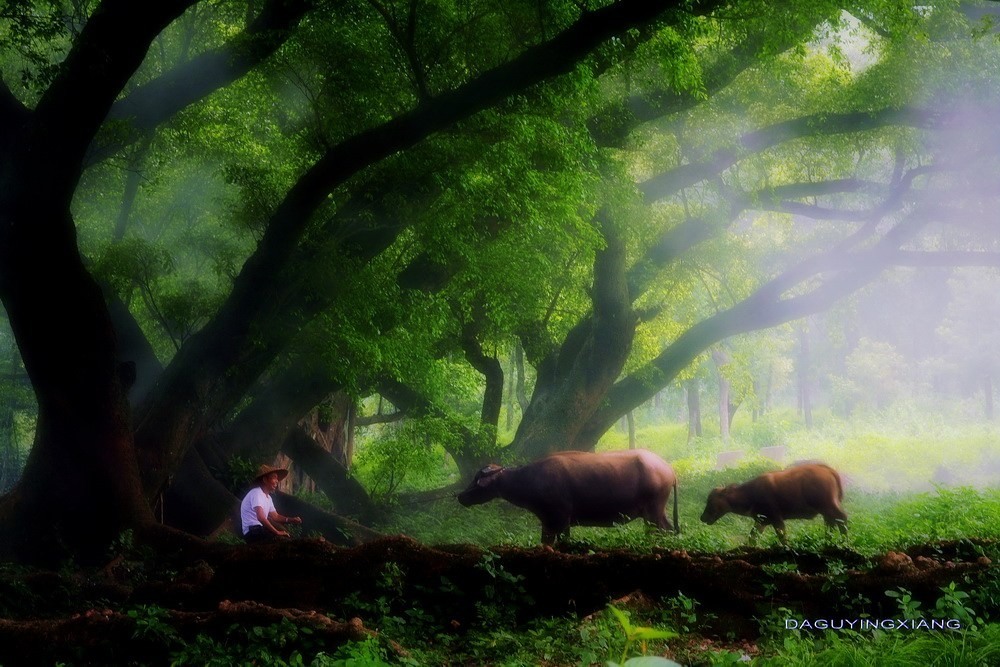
left=354, top=418, right=459, bottom=501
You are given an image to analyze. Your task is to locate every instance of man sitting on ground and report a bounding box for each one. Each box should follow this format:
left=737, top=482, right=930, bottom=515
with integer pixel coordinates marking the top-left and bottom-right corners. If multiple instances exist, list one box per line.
left=240, top=464, right=303, bottom=543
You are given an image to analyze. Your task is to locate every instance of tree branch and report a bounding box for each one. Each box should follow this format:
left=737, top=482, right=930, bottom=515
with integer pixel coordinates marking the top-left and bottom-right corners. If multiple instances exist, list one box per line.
left=639, top=107, right=942, bottom=203
left=577, top=208, right=939, bottom=445
left=91, top=0, right=316, bottom=164
left=28, top=0, right=197, bottom=202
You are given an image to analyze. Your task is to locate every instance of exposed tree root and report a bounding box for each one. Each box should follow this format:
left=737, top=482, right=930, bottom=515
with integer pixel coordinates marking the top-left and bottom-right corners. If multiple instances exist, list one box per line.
left=0, top=598, right=379, bottom=666
left=0, top=536, right=994, bottom=664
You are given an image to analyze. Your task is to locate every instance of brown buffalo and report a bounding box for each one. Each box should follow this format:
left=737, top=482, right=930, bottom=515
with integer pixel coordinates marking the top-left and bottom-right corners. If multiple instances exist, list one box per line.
left=457, top=449, right=678, bottom=545
left=700, top=463, right=847, bottom=544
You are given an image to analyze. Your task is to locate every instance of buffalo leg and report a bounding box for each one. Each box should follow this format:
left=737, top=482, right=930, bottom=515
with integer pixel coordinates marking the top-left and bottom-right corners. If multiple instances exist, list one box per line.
left=541, top=520, right=570, bottom=546
left=648, top=506, right=673, bottom=532
left=756, top=518, right=787, bottom=546
left=824, top=512, right=848, bottom=538
left=748, top=521, right=765, bottom=546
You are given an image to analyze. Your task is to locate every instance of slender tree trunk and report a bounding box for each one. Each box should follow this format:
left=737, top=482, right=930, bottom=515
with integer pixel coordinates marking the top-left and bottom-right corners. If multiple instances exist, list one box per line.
left=686, top=379, right=702, bottom=443
left=505, top=349, right=516, bottom=431
left=112, top=134, right=152, bottom=241
left=760, top=361, right=774, bottom=417
left=514, top=341, right=529, bottom=415
left=797, top=323, right=813, bottom=428
left=626, top=410, right=636, bottom=449
left=718, top=375, right=731, bottom=442
left=346, top=399, right=356, bottom=469
left=712, top=348, right=731, bottom=442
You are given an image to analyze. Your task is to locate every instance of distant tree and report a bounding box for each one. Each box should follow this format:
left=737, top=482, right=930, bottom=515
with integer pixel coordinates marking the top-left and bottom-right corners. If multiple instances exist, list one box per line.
left=937, top=270, right=1000, bottom=420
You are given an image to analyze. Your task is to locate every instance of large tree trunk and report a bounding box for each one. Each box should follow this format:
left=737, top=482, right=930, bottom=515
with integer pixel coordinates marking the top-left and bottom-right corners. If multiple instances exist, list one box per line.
left=512, top=215, right=635, bottom=460
left=280, top=428, right=376, bottom=522
left=0, top=0, right=196, bottom=565
left=304, top=392, right=355, bottom=472
left=0, top=213, right=156, bottom=563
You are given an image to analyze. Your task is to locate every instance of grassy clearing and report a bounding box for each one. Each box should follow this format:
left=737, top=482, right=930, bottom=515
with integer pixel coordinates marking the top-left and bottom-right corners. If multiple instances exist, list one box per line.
left=376, top=414, right=1000, bottom=556
left=351, top=413, right=1000, bottom=666
left=378, top=459, right=1000, bottom=555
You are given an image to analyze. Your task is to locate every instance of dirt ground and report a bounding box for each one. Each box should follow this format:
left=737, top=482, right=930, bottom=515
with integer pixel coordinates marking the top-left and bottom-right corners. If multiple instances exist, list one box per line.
left=0, top=535, right=994, bottom=665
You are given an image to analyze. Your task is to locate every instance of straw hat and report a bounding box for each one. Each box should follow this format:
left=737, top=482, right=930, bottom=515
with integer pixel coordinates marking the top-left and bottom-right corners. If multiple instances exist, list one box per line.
left=254, top=464, right=288, bottom=482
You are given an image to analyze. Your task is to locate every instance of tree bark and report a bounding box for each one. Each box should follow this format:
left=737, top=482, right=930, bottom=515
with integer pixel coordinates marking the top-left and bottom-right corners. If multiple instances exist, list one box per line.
left=513, top=341, right=530, bottom=429
left=512, top=214, right=635, bottom=460
left=797, top=323, right=813, bottom=429
left=0, top=0, right=196, bottom=562
left=713, top=349, right=731, bottom=442
left=687, top=379, right=702, bottom=442
left=280, top=428, right=376, bottom=522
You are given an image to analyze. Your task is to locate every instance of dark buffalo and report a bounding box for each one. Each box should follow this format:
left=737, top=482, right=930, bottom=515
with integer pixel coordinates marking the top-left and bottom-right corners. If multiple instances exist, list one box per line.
left=700, top=463, right=847, bottom=544
left=457, top=449, right=678, bottom=545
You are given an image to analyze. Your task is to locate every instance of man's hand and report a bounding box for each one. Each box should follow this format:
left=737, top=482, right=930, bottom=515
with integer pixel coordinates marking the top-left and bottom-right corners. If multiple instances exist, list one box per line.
left=278, top=530, right=291, bottom=538
left=288, top=516, right=303, bottom=525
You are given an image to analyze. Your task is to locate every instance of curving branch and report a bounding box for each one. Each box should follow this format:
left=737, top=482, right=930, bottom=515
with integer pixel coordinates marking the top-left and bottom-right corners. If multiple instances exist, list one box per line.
left=90, top=0, right=316, bottom=163
left=586, top=12, right=829, bottom=148
left=639, top=107, right=943, bottom=204
left=27, top=0, right=197, bottom=202
left=574, top=201, right=990, bottom=445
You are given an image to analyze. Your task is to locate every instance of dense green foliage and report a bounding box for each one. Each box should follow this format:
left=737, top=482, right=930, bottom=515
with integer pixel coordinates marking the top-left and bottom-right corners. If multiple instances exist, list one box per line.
left=1, top=0, right=1000, bottom=663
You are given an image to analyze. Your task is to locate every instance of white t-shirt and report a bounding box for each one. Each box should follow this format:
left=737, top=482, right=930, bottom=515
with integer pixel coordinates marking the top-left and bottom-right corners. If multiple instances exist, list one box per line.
left=240, top=487, right=277, bottom=535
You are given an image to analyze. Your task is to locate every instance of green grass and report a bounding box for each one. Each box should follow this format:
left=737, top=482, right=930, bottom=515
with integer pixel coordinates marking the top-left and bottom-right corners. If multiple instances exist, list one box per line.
left=379, top=454, right=1000, bottom=557
left=751, top=623, right=1000, bottom=666
left=360, top=412, right=1000, bottom=665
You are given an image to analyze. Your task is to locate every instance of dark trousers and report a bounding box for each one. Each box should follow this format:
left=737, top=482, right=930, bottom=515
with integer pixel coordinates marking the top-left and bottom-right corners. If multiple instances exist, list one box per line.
left=243, top=525, right=277, bottom=543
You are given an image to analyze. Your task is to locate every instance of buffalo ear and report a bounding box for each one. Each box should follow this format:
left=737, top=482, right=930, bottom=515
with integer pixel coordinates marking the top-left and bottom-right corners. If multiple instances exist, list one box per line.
left=476, top=464, right=504, bottom=487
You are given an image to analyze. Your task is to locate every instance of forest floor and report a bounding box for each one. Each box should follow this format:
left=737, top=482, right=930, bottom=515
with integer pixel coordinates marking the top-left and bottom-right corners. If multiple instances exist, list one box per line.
left=0, top=535, right=994, bottom=665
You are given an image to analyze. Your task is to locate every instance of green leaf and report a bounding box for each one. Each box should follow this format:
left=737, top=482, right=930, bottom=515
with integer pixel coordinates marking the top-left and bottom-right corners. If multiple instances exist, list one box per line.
left=608, top=605, right=633, bottom=633
left=631, top=627, right=679, bottom=641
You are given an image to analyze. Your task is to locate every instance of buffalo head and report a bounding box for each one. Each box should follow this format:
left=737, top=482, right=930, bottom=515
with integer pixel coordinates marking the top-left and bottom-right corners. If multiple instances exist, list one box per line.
left=457, top=464, right=505, bottom=506
left=700, top=485, right=734, bottom=524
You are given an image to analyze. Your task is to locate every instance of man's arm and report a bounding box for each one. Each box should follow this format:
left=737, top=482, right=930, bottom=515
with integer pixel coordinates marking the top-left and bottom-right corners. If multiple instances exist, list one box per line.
left=255, top=505, right=290, bottom=537
left=268, top=510, right=303, bottom=527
